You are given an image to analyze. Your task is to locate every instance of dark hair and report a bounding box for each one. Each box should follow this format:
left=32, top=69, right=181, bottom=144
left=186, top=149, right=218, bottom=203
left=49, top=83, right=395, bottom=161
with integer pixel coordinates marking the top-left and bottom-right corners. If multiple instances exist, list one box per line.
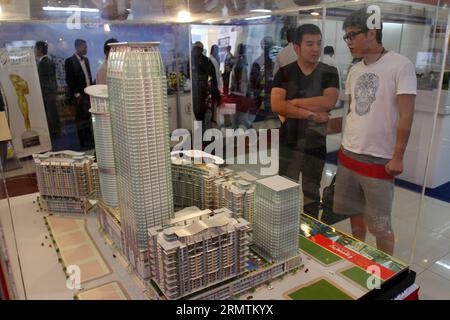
left=260, top=36, right=274, bottom=48
left=104, top=38, right=119, bottom=55
left=237, top=43, right=246, bottom=55
left=35, top=41, right=48, bottom=55
left=324, top=46, right=334, bottom=55
left=286, top=27, right=296, bottom=43
left=74, top=39, right=87, bottom=48
left=294, top=24, right=322, bottom=45
left=210, top=45, right=219, bottom=62
left=193, top=41, right=204, bottom=49
left=210, top=45, right=219, bottom=55
left=343, top=8, right=383, bottom=44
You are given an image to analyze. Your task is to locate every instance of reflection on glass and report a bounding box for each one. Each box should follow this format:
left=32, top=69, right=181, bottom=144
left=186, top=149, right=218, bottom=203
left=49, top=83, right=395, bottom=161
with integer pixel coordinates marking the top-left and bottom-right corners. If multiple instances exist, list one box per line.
left=9, top=74, right=31, bottom=130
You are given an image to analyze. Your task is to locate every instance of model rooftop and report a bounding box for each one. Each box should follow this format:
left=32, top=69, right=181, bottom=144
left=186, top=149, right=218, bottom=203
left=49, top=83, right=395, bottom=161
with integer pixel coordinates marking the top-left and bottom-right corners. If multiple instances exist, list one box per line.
left=109, top=42, right=160, bottom=47
left=33, top=151, right=94, bottom=164
left=170, top=206, right=213, bottom=225
left=171, top=150, right=225, bottom=165
left=149, top=207, right=248, bottom=250
left=256, top=175, right=299, bottom=192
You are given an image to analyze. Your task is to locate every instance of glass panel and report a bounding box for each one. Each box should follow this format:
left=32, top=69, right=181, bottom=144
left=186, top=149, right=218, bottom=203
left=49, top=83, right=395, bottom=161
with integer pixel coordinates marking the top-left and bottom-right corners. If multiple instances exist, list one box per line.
left=410, top=0, right=450, bottom=299
left=188, top=0, right=448, bottom=297
left=0, top=0, right=448, bottom=300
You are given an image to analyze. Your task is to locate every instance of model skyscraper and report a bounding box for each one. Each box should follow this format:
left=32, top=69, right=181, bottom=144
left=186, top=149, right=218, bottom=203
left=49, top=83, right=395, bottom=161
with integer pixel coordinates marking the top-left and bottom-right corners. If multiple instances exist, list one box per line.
left=253, top=175, right=300, bottom=262
left=85, top=84, right=119, bottom=208
left=107, top=42, right=174, bottom=279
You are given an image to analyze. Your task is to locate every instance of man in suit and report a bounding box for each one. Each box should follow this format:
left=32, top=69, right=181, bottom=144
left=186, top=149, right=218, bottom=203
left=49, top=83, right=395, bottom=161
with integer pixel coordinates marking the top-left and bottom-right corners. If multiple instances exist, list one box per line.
left=65, top=39, right=94, bottom=149
left=35, top=41, right=61, bottom=140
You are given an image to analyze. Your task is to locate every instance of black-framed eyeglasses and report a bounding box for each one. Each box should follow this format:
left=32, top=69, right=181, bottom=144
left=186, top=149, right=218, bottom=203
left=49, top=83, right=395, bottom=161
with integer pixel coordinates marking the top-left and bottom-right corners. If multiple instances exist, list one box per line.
left=343, top=30, right=366, bottom=42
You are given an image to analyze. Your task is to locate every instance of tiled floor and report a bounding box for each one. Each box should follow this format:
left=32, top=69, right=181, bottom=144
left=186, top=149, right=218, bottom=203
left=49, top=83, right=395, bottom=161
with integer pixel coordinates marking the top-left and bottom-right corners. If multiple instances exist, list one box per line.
left=321, top=162, right=450, bottom=300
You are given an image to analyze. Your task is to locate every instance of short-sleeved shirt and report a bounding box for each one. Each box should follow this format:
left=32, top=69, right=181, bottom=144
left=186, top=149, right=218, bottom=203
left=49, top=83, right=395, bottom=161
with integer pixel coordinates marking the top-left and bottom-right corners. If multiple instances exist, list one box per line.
left=273, top=61, right=339, bottom=145
left=344, top=51, right=417, bottom=159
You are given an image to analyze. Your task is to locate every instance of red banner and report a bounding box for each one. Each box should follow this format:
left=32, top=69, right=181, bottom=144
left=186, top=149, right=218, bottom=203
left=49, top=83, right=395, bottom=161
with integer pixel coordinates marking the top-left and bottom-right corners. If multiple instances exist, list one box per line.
left=309, top=234, right=396, bottom=281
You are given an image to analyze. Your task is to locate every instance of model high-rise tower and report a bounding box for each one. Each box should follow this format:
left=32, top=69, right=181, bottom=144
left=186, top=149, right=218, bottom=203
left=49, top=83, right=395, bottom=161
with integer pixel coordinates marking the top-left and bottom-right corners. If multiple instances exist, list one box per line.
left=107, top=42, right=174, bottom=279
left=253, top=175, right=300, bottom=262
left=85, top=84, right=119, bottom=208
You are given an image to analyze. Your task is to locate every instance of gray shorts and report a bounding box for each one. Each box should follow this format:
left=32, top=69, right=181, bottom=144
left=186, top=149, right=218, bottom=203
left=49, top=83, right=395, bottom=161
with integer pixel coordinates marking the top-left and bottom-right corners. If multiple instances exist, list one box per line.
left=333, top=149, right=394, bottom=237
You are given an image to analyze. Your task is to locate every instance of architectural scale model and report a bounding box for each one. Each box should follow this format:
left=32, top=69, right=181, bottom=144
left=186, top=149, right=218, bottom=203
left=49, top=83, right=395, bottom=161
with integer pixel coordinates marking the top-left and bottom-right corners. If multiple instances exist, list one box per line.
left=171, top=150, right=223, bottom=210
left=171, top=150, right=256, bottom=224
left=213, top=173, right=255, bottom=225
left=253, top=175, right=300, bottom=262
left=107, top=42, right=174, bottom=279
left=91, top=163, right=101, bottom=200
left=27, top=41, right=410, bottom=301
left=34, top=151, right=97, bottom=214
left=85, top=84, right=119, bottom=209
left=148, top=206, right=250, bottom=299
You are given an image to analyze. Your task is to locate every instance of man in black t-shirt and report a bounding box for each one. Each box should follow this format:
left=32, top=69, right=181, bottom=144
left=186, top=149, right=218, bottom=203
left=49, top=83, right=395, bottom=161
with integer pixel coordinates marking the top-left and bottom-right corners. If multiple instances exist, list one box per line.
left=271, top=24, right=339, bottom=218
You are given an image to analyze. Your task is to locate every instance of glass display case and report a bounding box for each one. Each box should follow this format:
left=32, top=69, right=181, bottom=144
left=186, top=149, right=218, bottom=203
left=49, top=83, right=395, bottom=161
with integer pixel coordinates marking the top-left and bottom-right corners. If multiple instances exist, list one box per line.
left=1, top=0, right=449, bottom=300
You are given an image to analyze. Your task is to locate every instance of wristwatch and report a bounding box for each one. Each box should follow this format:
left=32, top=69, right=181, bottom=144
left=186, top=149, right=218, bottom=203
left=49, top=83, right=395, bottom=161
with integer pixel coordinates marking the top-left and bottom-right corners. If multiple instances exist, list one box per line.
left=307, top=112, right=316, bottom=121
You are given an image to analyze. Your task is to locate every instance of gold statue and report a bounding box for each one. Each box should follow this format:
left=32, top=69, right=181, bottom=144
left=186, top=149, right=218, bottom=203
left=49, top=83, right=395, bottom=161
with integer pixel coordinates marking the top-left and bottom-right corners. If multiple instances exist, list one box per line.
left=9, top=73, right=40, bottom=148
left=9, top=74, right=31, bottom=129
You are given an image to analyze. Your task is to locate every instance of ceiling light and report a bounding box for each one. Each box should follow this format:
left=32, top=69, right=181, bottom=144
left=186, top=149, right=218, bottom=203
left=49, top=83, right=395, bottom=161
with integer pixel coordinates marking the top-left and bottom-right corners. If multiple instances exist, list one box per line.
left=245, top=15, right=271, bottom=21
left=177, top=10, right=191, bottom=22
left=250, top=9, right=272, bottom=13
left=0, top=5, right=3, bottom=15
left=43, top=6, right=100, bottom=13
left=311, top=12, right=320, bottom=16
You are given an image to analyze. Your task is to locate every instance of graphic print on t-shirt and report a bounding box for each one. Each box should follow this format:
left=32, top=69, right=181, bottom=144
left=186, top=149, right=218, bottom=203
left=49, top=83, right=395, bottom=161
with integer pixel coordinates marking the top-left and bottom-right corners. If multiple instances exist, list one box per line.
left=354, top=73, right=379, bottom=116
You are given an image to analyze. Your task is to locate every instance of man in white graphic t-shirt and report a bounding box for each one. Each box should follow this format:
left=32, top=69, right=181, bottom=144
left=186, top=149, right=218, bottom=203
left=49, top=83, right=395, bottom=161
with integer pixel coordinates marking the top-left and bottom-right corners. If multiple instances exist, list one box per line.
left=333, top=8, right=416, bottom=255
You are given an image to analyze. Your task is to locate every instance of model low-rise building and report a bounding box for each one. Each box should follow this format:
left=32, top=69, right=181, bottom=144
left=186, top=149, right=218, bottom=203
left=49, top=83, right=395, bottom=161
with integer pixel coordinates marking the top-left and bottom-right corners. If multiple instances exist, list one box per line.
left=148, top=206, right=250, bottom=300
left=34, top=151, right=96, bottom=214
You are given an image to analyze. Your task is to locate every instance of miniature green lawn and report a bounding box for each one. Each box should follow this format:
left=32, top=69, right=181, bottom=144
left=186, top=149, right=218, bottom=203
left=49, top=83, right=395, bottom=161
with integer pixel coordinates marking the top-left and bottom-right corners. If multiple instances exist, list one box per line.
left=299, top=236, right=342, bottom=265
left=288, top=279, right=353, bottom=300
left=340, top=266, right=384, bottom=290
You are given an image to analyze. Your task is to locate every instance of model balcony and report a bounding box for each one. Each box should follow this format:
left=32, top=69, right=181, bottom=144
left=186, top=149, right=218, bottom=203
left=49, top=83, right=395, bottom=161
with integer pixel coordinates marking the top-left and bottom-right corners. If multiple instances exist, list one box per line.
left=164, top=264, right=177, bottom=273
left=165, top=276, right=178, bottom=285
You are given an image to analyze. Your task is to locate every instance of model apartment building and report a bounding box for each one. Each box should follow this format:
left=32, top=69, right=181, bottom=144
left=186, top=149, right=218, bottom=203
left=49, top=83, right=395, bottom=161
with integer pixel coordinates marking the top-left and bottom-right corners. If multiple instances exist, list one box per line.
left=34, top=151, right=96, bottom=214
left=148, top=206, right=249, bottom=299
